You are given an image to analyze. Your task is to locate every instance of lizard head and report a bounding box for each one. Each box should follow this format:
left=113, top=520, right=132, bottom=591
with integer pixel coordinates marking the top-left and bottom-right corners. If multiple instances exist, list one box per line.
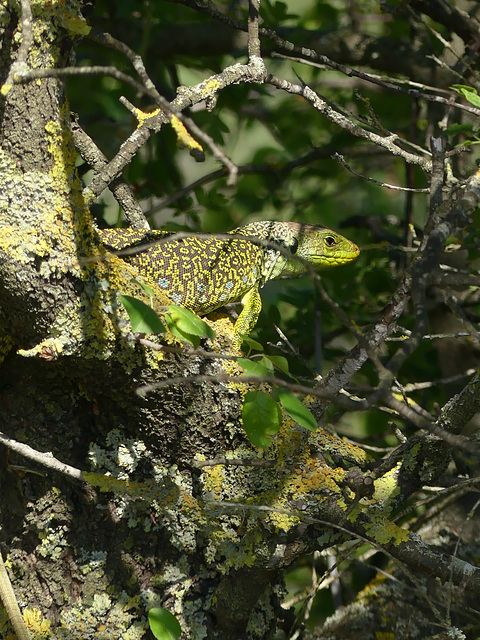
left=280, top=223, right=360, bottom=276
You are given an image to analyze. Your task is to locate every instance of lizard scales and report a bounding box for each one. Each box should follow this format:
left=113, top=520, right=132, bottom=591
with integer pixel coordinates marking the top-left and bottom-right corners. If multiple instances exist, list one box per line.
left=98, top=221, right=360, bottom=339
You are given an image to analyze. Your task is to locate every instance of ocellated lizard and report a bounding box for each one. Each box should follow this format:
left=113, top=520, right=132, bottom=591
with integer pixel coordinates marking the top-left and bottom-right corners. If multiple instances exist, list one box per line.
left=99, top=221, right=360, bottom=343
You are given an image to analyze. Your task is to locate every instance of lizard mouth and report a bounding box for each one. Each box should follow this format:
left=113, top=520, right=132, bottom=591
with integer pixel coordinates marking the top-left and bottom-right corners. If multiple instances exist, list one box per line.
left=313, top=245, right=361, bottom=265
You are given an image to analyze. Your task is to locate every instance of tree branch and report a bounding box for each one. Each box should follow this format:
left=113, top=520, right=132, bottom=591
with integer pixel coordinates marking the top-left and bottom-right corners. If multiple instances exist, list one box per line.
left=70, top=117, right=149, bottom=230
left=267, top=74, right=433, bottom=172
left=311, top=167, right=480, bottom=418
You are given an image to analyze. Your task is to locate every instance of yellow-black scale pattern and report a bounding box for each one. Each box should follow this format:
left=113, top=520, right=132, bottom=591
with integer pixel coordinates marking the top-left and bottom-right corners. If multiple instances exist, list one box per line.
left=98, top=221, right=360, bottom=339
left=98, top=227, right=266, bottom=314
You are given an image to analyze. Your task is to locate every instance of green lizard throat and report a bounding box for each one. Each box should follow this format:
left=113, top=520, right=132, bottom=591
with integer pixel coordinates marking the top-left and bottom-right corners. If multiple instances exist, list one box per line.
left=98, top=221, right=360, bottom=344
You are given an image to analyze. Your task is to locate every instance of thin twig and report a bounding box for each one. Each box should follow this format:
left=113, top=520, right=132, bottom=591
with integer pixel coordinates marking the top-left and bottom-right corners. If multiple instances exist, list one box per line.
left=271, top=52, right=452, bottom=95
left=270, top=50, right=480, bottom=117
left=138, top=337, right=240, bottom=361
left=136, top=372, right=368, bottom=411
left=429, top=136, right=445, bottom=217
left=145, top=145, right=386, bottom=214
left=247, top=0, right=261, bottom=60
left=13, top=65, right=147, bottom=93
left=267, top=74, right=433, bottom=173
left=332, top=152, right=429, bottom=192
left=0, top=431, right=83, bottom=481
left=70, top=117, right=149, bottom=230
left=191, top=457, right=276, bottom=468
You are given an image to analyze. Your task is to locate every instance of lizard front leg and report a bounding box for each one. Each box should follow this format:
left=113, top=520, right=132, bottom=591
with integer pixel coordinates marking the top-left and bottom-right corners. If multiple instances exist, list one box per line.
left=233, top=287, right=263, bottom=348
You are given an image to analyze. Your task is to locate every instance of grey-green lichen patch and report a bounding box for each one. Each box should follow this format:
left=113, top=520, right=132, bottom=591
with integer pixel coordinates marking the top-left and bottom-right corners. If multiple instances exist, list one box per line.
left=87, top=431, right=204, bottom=552
left=173, top=596, right=209, bottom=640
left=76, top=549, right=108, bottom=571
left=89, top=429, right=147, bottom=479
left=141, top=567, right=210, bottom=640
left=150, top=559, right=191, bottom=590
left=54, top=591, right=147, bottom=640
left=247, top=582, right=286, bottom=640
left=36, top=514, right=70, bottom=560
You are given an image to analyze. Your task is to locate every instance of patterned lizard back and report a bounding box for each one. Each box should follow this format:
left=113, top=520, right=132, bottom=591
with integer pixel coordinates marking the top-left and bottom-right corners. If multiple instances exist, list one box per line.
left=98, top=229, right=266, bottom=313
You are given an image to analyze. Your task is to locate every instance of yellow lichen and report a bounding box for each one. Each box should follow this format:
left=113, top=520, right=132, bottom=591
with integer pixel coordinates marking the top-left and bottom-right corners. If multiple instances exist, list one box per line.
left=31, top=0, right=91, bottom=37
left=170, top=115, right=203, bottom=153
left=372, top=462, right=402, bottom=505
left=23, top=607, right=51, bottom=638
left=203, top=464, right=225, bottom=500
left=57, top=11, right=91, bottom=35
left=180, top=492, right=204, bottom=520
left=263, top=508, right=300, bottom=532
left=134, top=107, right=160, bottom=128
left=362, top=517, right=409, bottom=546
left=309, top=425, right=373, bottom=467
left=201, top=78, right=221, bottom=97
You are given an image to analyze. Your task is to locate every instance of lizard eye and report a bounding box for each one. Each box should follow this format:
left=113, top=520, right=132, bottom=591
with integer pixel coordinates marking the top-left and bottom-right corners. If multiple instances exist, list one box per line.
left=290, top=238, right=299, bottom=254
left=325, top=236, right=336, bottom=247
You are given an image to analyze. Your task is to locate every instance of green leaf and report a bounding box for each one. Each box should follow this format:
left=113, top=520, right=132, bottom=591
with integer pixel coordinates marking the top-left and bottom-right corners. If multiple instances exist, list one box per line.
left=165, top=305, right=215, bottom=347
left=257, top=355, right=275, bottom=372
left=445, top=123, right=474, bottom=136
left=262, top=355, right=290, bottom=376
left=238, top=358, right=271, bottom=378
left=451, top=85, right=480, bottom=107
left=462, top=90, right=480, bottom=108
left=451, top=84, right=473, bottom=92
left=240, top=335, right=264, bottom=353
left=242, top=391, right=282, bottom=448
left=167, top=305, right=215, bottom=339
left=276, top=388, right=318, bottom=432
left=119, top=295, right=165, bottom=334
left=148, top=607, right=181, bottom=640
left=136, top=279, right=157, bottom=300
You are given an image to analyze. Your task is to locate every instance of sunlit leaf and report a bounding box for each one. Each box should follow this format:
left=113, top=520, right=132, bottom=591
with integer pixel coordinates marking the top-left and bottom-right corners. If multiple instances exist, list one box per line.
left=451, top=84, right=480, bottom=107
left=275, top=388, right=317, bottom=432
left=148, top=607, right=181, bottom=640
left=242, top=391, right=282, bottom=448
left=238, top=358, right=271, bottom=378
left=240, top=335, right=264, bottom=353
left=263, top=355, right=290, bottom=375
left=165, top=305, right=215, bottom=347
left=119, top=295, right=165, bottom=334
